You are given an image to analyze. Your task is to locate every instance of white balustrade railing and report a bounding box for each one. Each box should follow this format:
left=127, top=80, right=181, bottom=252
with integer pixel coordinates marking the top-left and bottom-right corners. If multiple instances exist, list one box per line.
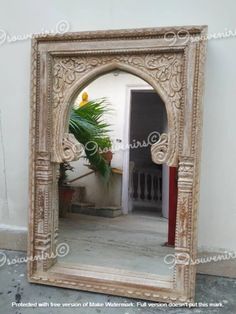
left=130, top=166, right=162, bottom=208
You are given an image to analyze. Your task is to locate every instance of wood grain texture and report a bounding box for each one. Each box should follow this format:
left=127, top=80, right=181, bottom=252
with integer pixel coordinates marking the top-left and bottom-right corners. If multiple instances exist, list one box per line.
left=28, top=26, right=207, bottom=302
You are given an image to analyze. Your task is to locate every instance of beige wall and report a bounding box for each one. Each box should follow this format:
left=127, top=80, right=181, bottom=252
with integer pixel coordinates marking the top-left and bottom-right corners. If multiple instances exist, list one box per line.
left=0, top=0, right=236, bottom=254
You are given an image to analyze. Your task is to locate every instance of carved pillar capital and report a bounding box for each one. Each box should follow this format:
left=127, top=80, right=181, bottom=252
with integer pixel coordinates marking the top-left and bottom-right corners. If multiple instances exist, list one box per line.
left=178, top=156, right=194, bottom=192
left=61, top=133, right=84, bottom=162
left=35, top=152, right=53, bottom=183
left=151, top=133, right=169, bottom=164
left=52, top=133, right=84, bottom=163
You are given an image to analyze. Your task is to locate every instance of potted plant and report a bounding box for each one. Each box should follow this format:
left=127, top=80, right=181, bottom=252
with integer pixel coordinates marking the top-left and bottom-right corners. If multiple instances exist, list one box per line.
left=99, top=136, right=113, bottom=165
left=58, top=98, right=113, bottom=216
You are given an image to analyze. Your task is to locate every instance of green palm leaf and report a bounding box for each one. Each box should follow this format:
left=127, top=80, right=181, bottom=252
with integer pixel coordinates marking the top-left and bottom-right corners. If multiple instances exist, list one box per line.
left=68, top=98, right=112, bottom=181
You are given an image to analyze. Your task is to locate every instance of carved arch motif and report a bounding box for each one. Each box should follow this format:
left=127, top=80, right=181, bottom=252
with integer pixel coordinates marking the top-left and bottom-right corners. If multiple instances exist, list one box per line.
left=51, top=53, right=183, bottom=166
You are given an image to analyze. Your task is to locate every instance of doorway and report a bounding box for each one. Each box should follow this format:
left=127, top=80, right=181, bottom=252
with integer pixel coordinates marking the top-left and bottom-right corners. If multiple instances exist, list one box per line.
left=122, top=88, right=169, bottom=216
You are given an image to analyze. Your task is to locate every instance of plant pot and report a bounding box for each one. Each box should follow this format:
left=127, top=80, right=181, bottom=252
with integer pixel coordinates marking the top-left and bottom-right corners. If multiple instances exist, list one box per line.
left=101, top=150, right=113, bottom=164
left=58, top=186, right=75, bottom=218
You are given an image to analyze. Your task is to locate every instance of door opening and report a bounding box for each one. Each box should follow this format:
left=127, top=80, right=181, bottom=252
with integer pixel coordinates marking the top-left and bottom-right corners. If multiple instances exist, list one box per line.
left=128, top=89, right=166, bottom=216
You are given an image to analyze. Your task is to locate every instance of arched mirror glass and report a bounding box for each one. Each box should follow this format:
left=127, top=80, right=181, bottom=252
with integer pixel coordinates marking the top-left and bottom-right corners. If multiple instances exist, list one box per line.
left=58, top=71, right=176, bottom=278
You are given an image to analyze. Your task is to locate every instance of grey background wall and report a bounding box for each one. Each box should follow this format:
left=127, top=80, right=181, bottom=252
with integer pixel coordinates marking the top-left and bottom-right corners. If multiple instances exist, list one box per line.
left=0, top=0, right=236, bottom=254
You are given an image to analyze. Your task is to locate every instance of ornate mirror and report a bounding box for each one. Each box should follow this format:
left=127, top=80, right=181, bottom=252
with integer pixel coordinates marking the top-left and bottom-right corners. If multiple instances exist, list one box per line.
left=28, top=26, right=207, bottom=302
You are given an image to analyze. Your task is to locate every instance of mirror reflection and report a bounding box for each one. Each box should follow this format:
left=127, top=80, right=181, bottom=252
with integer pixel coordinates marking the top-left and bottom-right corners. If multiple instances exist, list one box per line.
left=58, top=71, right=177, bottom=277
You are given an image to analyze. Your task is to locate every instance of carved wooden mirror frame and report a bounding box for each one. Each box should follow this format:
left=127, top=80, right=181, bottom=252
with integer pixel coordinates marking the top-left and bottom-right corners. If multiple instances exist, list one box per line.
left=28, top=26, right=207, bottom=302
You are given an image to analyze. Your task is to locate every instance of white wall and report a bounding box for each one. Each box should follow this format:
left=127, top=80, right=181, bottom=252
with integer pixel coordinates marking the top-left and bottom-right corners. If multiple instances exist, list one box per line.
left=76, top=72, right=148, bottom=170
left=69, top=72, right=149, bottom=207
left=0, top=0, right=236, bottom=252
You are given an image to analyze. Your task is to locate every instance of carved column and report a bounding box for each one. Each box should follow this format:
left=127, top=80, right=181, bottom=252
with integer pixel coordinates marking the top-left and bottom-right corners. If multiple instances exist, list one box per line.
left=33, top=152, right=54, bottom=272
left=50, top=163, right=60, bottom=267
left=174, top=156, right=194, bottom=292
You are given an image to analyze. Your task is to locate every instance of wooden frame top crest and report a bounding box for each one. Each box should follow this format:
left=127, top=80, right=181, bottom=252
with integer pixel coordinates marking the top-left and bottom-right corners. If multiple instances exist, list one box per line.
left=28, top=26, right=207, bottom=302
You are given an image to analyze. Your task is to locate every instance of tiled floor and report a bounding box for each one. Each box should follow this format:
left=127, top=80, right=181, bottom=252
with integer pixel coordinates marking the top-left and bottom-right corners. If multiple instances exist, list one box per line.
left=59, top=214, right=174, bottom=276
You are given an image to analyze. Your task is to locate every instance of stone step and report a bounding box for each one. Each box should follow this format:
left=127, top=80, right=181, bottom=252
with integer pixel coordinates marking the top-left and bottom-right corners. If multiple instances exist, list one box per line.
left=71, top=201, right=95, bottom=209
left=70, top=205, right=122, bottom=218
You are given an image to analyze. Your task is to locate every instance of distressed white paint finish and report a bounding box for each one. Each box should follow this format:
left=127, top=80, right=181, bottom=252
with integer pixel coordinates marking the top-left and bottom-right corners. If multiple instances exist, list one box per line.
left=27, top=26, right=207, bottom=302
